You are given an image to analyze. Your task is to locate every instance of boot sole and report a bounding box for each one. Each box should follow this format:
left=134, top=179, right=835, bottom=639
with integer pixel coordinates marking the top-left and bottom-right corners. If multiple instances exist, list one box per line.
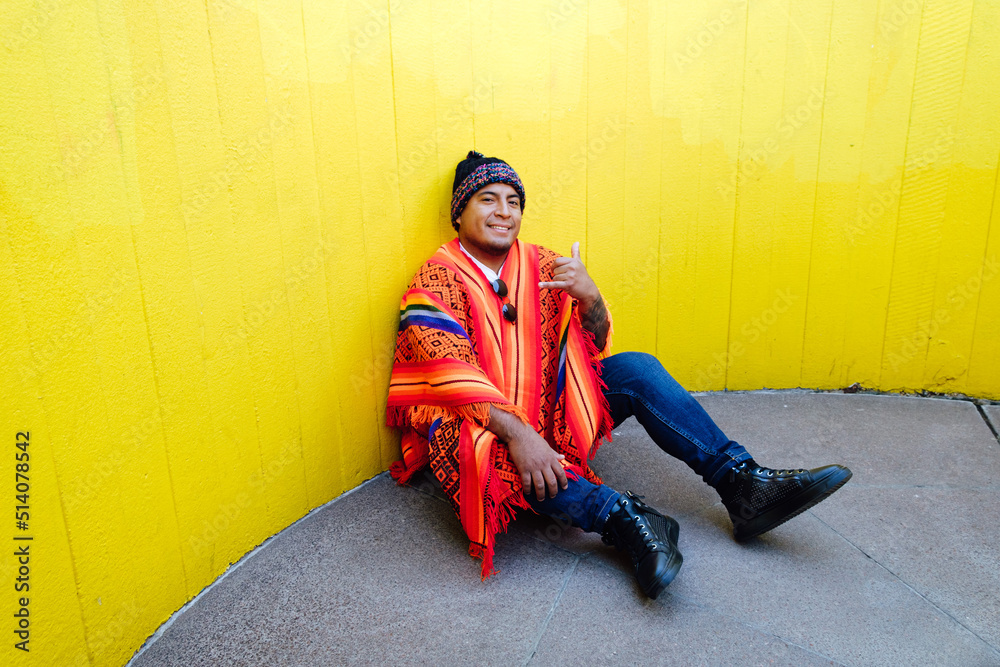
left=732, top=467, right=852, bottom=542
left=644, top=549, right=683, bottom=600
left=644, top=516, right=683, bottom=599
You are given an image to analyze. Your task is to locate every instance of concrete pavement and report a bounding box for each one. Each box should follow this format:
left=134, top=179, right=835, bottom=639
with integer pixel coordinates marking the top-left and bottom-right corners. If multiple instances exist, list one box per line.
left=129, top=392, right=1000, bottom=666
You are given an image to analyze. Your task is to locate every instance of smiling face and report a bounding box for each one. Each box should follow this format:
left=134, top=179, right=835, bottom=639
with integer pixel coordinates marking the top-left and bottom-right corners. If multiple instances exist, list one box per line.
left=456, top=182, right=523, bottom=271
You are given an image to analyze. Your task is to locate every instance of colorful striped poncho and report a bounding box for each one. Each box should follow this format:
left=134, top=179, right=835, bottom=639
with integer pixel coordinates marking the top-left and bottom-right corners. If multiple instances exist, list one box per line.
left=387, top=238, right=613, bottom=577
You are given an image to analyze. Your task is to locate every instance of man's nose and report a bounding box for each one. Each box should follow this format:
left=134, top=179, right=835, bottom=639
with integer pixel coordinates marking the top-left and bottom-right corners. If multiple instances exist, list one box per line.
left=496, top=201, right=512, bottom=217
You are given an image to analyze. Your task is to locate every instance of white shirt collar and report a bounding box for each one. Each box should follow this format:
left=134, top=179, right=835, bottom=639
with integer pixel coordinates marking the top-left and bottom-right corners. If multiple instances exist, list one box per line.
left=459, top=242, right=504, bottom=285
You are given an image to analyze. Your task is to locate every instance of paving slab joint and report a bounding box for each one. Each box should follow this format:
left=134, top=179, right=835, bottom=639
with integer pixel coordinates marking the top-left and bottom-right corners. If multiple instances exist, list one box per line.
left=667, top=588, right=849, bottom=665
left=522, top=555, right=580, bottom=666
left=975, top=404, right=1000, bottom=444
left=813, top=513, right=1000, bottom=660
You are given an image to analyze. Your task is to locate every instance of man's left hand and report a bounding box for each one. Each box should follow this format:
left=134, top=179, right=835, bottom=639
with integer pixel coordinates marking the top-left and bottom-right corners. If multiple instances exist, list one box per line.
left=539, top=242, right=600, bottom=307
left=539, top=242, right=610, bottom=351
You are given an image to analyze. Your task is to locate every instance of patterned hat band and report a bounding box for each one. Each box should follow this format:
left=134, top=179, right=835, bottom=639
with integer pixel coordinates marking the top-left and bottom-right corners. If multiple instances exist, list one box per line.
left=450, top=162, right=526, bottom=222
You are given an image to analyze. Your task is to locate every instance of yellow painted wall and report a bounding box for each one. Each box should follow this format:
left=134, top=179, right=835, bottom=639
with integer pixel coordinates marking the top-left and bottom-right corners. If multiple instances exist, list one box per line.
left=1, top=0, right=997, bottom=663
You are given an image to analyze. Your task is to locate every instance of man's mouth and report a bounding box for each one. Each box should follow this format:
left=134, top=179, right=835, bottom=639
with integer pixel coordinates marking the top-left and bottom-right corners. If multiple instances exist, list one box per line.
left=488, top=224, right=511, bottom=231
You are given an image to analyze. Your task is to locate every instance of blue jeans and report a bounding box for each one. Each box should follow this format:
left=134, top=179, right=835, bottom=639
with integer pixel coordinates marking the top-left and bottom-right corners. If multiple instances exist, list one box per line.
left=527, top=474, right=620, bottom=533
left=528, top=351, right=751, bottom=532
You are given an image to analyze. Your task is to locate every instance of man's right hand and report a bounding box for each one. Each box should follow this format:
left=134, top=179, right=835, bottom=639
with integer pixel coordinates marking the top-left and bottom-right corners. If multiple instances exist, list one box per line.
left=487, top=406, right=568, bottom=501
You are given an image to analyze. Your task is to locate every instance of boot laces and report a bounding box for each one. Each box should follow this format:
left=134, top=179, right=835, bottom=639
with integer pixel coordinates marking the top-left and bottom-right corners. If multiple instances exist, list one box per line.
left=735, top=462, right=807, bottom=478
left=613, top=495, right=660, bottom=557
left=628, top=497, right=666, bottom=555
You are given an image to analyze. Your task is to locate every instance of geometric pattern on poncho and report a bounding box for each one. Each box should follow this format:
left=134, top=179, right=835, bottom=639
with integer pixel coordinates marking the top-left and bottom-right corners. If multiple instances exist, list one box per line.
left=388, top=239, right=611, bottom=577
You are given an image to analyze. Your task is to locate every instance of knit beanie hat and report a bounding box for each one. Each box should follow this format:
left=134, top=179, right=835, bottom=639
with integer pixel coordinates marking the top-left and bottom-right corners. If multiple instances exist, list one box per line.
left=450, top=151, right=526, bottom=224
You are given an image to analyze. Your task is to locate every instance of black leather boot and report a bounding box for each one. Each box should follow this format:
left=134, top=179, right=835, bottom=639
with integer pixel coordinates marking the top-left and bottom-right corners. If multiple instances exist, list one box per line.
left=601, top=492, right=682, bottom=599
left=717, top=460, right=852, bottom=542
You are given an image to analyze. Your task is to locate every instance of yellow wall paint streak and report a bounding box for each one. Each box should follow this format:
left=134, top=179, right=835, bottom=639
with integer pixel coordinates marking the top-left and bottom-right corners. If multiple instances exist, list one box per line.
left=0, top=193, right=91, bottom=665
left=258, top=0, right=343, bottom=509
left=391, top=0, right=448, bottom=277
left=506, top=2, right=552, bottom=258
left=840, top=0, right=923, bottom=390
left=584, top=0, right=628, bottom=344
left=880, top=0, right=975, bottom=391
left=154, top=0, right=269, bottom=604
left=207, top=0, right=311, bottom=541
left=729, top=0, right=801, bottom=390
left=803, top=0, right=880, bottom=391
left=764, top=0, right=831, bottom=391
left=88, top=8, right=192, bottom=657
left=542, top=0, right=588, bottom=255
left=967, top=157, right=1000, bottom=397
left=348, top=0, right=405, bottom=470
left=619, top=0, right=662, bottom=355
left=657, top=0, right=748, bottom=390
left=921, top=0, right=1000, bottom=393
left=301, top=0, right=382, bottom=489
left=3, top=1, right=1000, bottom=663
left=121, top=0, right=217, bottom=613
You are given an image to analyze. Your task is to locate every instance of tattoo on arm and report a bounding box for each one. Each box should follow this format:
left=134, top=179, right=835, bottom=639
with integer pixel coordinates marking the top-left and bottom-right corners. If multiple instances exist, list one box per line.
left=581, top=296, right=609, bottom=351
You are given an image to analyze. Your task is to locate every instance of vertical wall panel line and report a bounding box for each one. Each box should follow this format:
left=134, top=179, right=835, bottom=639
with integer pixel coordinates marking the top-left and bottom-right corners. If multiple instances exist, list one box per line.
left=798, top=0, right=838, bottom=387
left=297, top=0, right=347, bottom=500
left=110, top=0, right=192, bottom=596
left=966, top=145, right=1000, bottom=372
left=724, top=0, right=754, bottom=388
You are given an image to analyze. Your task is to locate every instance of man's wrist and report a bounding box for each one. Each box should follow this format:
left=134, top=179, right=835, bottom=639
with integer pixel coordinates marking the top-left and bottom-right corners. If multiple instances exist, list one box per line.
left=486, top=404, right=527, bottom=442
left=577, top=289, right=610, bottom=350
left=577, top=286, right=602, bottom=311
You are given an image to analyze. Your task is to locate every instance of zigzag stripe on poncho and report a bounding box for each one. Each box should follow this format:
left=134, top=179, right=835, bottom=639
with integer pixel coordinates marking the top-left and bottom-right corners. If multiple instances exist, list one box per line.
left=387, top=238, right=613, bottom=577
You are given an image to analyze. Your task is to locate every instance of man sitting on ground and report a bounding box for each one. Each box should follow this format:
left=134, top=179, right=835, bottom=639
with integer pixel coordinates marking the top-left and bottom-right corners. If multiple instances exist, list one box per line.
left=387, top=151, right=851, bottom=598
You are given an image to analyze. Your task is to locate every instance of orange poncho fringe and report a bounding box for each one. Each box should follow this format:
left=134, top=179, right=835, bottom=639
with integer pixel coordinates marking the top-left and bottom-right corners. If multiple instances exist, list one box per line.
left=387, top=239, right=613, bottom=577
